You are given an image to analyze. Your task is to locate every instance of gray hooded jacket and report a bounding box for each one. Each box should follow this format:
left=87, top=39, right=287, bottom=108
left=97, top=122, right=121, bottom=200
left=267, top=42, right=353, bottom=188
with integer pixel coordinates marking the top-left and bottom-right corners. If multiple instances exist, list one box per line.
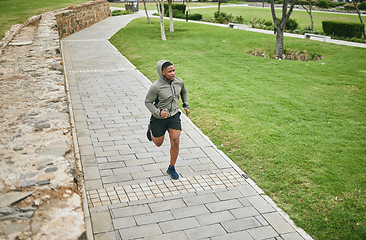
left=145, top=60, right=189, bottom=119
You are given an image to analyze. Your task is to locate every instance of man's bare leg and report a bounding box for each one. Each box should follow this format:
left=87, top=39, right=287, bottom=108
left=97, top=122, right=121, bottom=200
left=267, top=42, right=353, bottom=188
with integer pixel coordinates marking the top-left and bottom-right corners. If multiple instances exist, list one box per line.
left=151, top=130, right=165, bottom=147
left=168, top=128, right=181, bottom=166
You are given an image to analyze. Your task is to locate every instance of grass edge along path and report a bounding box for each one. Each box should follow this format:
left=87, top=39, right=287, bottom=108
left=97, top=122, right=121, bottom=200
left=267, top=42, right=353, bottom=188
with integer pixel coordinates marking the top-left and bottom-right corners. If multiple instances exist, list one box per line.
left=110, top=18, right=366, bottom=240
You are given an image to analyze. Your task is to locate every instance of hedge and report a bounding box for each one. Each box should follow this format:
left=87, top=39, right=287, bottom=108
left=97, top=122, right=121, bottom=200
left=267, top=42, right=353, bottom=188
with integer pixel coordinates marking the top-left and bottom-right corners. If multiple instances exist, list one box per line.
left=360, top=2, right=366, bottom=10
left=322, top=21, right=365, bottom=38
left=156, top=3, right=187, bottom=16
left=164, top=3, right=186, bottom=15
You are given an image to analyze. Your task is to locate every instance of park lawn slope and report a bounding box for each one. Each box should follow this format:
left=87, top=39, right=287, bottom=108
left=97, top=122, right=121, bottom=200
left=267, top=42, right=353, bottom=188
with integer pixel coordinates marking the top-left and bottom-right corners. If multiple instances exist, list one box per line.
left=110, top=18, right=366, bottom=239
left=0, top=0, right=88, bottom=39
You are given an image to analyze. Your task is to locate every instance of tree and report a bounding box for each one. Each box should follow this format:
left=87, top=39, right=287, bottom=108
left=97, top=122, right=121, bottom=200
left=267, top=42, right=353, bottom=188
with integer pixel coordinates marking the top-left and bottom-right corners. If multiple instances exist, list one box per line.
left=352, top=0, right=366, bottom=38
left=142, top=0, right=151, bottom=24
left=157, top=0, right=166, bottom=40
left=270, top=0, right=297, bottom=58
left=218, top=0, right=224, bottom=12
left=168, top=0, right=174, bottom=32
left=301, top=0, right=314, bottom=30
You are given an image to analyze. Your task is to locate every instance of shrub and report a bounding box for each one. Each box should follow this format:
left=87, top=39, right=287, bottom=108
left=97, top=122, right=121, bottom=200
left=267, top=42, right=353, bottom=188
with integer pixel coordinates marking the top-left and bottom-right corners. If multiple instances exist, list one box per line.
left=296, top=0, right=308, bottom=5
left=189, top=13, right=203, bottom=21
left=227, top=13, right=234, bottom=23
left=344, top=3, right=355, bottom=10
left=264, top=20, right=273, bottom=27
left=335, top=2, right=346, bottom=7
left=277, top=18, right=299, bottom=31
left=214, top=11, right=228, bottom=24
left=166, top=9, right=185, bottom=18
left=234, top=15, right=245, bottom=24
left=157, top=3, right=186, bottom=15
left=112, top=9, right=132, bottom=16
left=293, top=28, right=323, bottom=35
left=322, top=21, right=365, bottom=38
left=328, top=1, right=336, bottom=8
left=286, top=18, right=299, bottom=31
left=316, top=0, right=329, bottom=9
left=359, top=2, right=366, bottom=10
left=164, top=3, right=186, bottom=15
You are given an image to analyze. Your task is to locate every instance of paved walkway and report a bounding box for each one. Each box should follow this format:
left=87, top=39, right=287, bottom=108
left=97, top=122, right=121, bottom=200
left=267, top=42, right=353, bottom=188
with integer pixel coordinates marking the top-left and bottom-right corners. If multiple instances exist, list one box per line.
left=61, top=13, right=314, bottom=240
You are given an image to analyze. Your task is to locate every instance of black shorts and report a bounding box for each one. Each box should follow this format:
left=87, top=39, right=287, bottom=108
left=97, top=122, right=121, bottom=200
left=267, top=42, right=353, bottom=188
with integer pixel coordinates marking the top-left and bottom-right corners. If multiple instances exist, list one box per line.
left=150, top=112, right=182, bottom=138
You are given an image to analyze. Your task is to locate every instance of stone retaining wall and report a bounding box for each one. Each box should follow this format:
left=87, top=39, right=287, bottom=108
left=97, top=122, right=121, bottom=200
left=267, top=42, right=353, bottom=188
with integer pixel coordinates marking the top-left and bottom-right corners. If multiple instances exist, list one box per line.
left=56, top=0, right=111, bottom=39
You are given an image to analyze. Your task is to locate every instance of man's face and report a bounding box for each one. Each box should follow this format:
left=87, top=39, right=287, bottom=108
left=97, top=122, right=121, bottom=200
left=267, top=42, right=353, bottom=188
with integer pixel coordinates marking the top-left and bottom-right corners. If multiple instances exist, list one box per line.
left=162, top=65, right=175, bottom=81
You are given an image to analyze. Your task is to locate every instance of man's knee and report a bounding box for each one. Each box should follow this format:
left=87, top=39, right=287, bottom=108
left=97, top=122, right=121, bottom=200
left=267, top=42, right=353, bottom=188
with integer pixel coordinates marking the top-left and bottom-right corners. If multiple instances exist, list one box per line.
left=155, top=141, right=163, bottom=147
left=153, top=135, right=164, bottom=147
left=171, top=137, right=180, bottom=148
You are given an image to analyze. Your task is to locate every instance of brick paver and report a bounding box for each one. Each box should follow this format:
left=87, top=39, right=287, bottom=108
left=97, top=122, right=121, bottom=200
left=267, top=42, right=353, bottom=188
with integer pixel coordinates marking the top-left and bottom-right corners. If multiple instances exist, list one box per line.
left=61, top=12, right=313, bottom=240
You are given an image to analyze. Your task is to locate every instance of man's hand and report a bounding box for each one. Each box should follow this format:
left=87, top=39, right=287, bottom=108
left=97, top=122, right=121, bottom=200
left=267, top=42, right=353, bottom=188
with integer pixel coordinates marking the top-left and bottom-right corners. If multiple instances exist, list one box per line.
left=160, top=109, right=168, bottom=118
left=184, top=107, right=190, bottom=116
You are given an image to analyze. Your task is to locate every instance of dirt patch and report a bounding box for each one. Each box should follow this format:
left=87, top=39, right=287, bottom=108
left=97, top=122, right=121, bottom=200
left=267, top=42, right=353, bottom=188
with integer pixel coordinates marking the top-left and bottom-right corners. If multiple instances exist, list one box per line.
left=249, top=49, right=323, bottom=61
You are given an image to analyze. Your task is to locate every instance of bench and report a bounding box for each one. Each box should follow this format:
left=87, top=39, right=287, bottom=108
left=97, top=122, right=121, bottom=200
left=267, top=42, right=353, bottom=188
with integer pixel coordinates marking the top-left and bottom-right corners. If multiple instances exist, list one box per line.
left=228, top=23, right=248, bottom=30
left=304, top=33, right=331, bottom=43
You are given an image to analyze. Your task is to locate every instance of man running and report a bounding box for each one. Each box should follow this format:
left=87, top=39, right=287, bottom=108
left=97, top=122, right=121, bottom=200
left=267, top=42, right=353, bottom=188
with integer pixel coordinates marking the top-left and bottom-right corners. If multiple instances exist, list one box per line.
left=145, top=60, right=190, bottom=179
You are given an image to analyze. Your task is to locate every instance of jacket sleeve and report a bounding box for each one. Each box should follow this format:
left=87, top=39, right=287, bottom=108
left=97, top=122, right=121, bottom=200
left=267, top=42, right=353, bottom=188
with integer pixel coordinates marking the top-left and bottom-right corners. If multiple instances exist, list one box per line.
left=180, top=82, right=189, bottom=108
left=145, top=85, right=161, bottom=116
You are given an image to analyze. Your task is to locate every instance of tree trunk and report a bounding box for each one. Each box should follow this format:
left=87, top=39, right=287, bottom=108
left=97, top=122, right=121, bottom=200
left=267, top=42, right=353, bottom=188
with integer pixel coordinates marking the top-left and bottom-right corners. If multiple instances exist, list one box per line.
left=142, top=0, right=151, bottom=24
left=157, top=0, right=166, bottom=41
left=270, top=0, right=296, bottom=58
left=276, top=27, right=284, bottom=58
left=168, top=0, right=174, bottom=32
left=218, top=2, right=221, bottom=12
left=301, top=1, right=313, bottom=30
left=352, top=0, right=366, bottom=38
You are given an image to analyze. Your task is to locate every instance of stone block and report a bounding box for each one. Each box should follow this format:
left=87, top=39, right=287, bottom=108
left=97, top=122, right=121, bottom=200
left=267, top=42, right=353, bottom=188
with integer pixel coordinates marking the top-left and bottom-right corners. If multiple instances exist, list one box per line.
left=247, top=226, right=279, bottom=239
left=91, top=211, right=113, bottom=234
left=159, top=217, right=200, bottom=233
left=0, top=191, right=34, bottom=208
left=215, top=189, right=243, bottom=201
left=184, top=224, right=226, bottom=240
left=211, top=231, right=255, bottom=240
left=112, top=216, right=136, bottom=229
left=281, top=232, right=305, bottom=240
left=118, top=224, right=162, bottom=239
left=196, top=210, right=235, bottom=226
left=111, top=204, right=150, bottom=218
left=230, top=206, right=260, bottom=219
left=94, top=231, right=116, bottom=240
left=263, top=212, right=295, bottom=234
left=135, top=211, right=174, bottom=225
left=246, top=195, right=275, bottom=214
left=235, top=184, right=258, bottom=197
left=149, top=199, right=187, bottom=213
left=183, top=193, right=219, bottom=206
left=171, top=205, right=210, bottom=219
left=221, top=217, right=262, bottom=233
left=205, top=199, right=243, bottom=212
left=83, top=166, right=100, bottom=180
left=144, top=231, right=189, bottom=240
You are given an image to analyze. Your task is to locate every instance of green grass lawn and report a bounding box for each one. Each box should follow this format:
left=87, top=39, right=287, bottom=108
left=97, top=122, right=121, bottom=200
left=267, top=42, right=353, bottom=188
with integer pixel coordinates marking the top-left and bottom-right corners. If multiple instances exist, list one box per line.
left=190, top=5, right=366, bottom=31
left=110, top=18, right=366, bottom=239
left=0, top=0, right=88, bottom=39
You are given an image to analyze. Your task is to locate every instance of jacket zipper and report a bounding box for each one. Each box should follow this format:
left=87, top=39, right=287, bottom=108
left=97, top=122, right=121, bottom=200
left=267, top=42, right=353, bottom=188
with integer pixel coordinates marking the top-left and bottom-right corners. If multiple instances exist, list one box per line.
left=169, top=83, right=176, bottom=116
